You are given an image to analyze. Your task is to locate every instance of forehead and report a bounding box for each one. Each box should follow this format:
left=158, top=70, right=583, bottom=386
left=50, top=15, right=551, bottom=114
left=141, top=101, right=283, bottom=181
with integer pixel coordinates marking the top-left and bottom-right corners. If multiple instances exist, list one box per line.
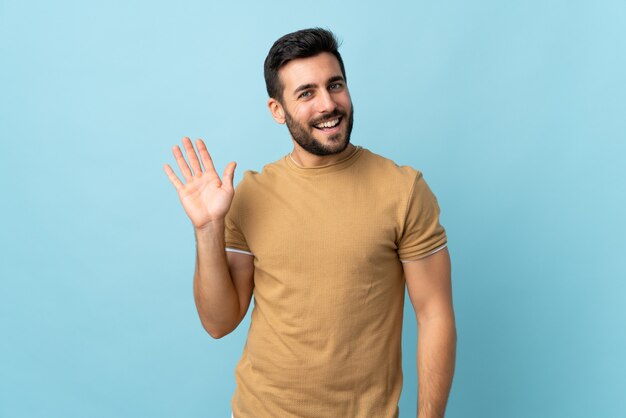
left=278, top=52, right=343, bottom=91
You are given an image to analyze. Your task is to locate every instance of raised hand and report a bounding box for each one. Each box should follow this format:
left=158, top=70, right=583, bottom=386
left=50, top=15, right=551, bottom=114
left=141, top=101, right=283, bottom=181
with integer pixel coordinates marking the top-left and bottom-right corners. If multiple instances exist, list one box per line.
left=163, top=137, right=237, bottom=230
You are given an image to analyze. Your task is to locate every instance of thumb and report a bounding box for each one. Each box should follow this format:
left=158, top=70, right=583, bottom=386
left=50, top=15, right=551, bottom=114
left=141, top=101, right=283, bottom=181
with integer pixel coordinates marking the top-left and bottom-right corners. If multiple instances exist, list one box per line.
left=222, top=161, right=237, bottom=189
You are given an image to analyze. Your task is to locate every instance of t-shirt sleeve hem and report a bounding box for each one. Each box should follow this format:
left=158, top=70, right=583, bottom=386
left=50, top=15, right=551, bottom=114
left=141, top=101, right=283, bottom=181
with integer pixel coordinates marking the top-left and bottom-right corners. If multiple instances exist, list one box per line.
left=225, top=247, right=254, bottom=256
left=399, top=239, right=448, bottom=263
left=224, top=238, right=252, bottom=253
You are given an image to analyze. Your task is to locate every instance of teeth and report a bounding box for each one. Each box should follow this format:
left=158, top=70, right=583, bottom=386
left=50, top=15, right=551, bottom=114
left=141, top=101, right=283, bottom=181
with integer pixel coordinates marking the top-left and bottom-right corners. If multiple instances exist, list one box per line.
left=315, top=118, right=340, bottom=129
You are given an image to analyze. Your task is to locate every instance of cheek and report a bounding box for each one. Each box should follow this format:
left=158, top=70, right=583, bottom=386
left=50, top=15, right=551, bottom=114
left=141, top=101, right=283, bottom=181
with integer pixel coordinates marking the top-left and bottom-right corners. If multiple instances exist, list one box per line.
left=292, top=104, right=313, bottom=123
left=339, top=94, right=352, bottom=109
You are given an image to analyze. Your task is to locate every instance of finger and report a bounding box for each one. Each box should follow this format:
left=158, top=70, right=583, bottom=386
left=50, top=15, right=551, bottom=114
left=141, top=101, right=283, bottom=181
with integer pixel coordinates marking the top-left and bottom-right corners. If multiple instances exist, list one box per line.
left=163, top=163, right=184, bottom=191
left=222, top=162, right=237, bottom=190
left=182, top=137, right=203, bottom=176
left=172, top=143, right=193, bottom=182
left=196, top=139, right=218, bottom=177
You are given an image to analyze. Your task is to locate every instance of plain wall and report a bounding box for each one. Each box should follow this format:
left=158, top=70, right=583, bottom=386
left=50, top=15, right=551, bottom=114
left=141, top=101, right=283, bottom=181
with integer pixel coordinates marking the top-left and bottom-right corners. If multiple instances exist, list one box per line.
left=1, top=1, right=625, bottom=417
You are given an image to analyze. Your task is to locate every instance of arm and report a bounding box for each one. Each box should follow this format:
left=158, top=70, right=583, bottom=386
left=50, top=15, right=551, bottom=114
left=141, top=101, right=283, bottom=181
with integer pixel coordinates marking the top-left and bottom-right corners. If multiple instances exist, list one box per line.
left=193, top=223, right=254, bottom=338
left=404, top=247, right=456, bottom=418
left=164, top=137, right=255, bottom=339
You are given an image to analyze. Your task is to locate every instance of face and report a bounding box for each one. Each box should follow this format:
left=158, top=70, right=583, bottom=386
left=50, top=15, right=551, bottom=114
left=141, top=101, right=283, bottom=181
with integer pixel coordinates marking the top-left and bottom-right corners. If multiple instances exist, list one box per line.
left=271, top=52, right=354, bottom=156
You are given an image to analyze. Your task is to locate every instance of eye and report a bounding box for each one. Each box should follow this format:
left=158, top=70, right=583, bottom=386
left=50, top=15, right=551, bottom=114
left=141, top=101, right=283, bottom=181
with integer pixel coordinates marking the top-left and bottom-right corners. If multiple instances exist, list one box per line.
left=329, top=82, right=343, bottom=90
left=298, top=90, right=312, bottom=99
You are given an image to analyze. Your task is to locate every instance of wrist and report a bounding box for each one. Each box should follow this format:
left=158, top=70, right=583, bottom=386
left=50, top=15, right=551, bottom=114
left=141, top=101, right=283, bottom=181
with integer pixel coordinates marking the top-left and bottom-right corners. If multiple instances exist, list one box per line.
left=194, top=219, right=225, bottom=236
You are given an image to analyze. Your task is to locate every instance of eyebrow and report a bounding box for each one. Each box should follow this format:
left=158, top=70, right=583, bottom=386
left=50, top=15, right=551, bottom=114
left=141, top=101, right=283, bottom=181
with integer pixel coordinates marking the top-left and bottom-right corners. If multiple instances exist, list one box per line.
left=292, top=75, right=345, bottom=97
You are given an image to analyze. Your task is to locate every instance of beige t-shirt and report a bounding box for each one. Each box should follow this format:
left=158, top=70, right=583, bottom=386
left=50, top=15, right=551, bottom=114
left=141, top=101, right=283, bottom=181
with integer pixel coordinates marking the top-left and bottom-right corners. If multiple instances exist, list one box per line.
left=225, top=146, right=447, bottom=418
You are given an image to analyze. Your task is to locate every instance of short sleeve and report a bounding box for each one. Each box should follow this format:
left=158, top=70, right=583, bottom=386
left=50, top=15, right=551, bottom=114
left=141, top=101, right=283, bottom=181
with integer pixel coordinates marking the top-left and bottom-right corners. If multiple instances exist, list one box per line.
left=224, top=182, right=252, bottom=254
left=397, top=172, right=447, bottom=261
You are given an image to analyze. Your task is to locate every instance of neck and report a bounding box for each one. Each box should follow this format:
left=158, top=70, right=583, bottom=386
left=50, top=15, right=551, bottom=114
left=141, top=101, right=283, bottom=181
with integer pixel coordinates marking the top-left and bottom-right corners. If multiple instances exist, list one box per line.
left=290, top=143, right=356, bottom=168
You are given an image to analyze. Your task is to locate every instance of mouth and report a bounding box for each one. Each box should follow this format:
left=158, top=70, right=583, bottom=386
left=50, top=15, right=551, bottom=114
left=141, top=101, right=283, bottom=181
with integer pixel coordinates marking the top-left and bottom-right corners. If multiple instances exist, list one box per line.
left=312, top=116, right=342, bottom=133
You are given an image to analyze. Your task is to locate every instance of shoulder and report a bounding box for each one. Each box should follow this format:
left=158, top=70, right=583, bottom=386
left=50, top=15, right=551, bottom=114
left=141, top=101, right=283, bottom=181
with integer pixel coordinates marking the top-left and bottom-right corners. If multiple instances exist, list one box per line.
left=232, top=155, right=290, bottom=193
left=357, top=148, right=423, bottom=191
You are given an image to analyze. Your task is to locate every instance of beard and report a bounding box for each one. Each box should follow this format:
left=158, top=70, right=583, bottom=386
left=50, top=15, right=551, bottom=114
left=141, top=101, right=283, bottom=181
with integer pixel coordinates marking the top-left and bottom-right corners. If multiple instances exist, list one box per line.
left=284, top=104, right=354, bottom=156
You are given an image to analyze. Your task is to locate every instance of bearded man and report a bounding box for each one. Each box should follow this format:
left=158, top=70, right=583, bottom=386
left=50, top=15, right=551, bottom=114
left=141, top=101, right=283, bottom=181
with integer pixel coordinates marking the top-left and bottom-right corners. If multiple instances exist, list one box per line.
left=164, top=28, right=456, bottom=418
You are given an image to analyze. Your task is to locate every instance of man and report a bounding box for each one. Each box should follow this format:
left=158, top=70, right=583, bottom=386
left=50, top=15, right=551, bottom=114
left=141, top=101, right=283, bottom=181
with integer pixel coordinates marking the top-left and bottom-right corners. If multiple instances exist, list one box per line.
left=164, top=28, right=456, bottom=418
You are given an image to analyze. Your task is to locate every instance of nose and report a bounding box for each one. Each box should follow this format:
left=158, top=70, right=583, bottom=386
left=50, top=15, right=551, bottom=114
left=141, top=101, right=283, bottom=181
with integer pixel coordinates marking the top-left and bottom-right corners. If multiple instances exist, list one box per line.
left=316, top=90, right=337, bottom=114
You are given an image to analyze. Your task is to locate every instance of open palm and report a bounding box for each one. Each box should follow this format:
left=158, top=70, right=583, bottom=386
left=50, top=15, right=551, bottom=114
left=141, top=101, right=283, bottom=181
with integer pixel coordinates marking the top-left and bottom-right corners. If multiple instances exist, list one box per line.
left=164, top=137, right=237, bottom=229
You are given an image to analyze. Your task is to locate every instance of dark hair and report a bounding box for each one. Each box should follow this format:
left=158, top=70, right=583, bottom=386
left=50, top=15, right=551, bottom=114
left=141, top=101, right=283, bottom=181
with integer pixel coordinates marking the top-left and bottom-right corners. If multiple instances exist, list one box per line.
left=264, top=28, right=346, bottom=102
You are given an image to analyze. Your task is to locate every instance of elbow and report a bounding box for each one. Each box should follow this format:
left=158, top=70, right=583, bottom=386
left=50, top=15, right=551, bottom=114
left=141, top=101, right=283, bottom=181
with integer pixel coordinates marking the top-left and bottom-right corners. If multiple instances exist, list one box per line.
left=195, top=302, right=243, bottom=339
left=202, top=322, right=235, bottom=339
left=208, top=329, right=229, bottom=339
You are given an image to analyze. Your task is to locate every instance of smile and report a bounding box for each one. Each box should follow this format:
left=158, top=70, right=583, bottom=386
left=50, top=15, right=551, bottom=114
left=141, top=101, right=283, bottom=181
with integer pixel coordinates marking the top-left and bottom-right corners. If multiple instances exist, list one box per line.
left=313, top=117, right=342, bottom=130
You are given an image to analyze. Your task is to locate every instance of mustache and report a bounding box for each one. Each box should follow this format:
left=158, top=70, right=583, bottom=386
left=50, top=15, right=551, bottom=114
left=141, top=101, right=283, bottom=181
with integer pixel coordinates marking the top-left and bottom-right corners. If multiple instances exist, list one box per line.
left=309, top=110, right=345, bottom=126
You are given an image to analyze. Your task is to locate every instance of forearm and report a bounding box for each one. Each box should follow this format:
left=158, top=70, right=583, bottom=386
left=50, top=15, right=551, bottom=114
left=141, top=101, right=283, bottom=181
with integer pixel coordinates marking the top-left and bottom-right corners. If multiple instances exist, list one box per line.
left=193, top=219, right=240, bottom=338
left=416, top=314, right=457, bottom=418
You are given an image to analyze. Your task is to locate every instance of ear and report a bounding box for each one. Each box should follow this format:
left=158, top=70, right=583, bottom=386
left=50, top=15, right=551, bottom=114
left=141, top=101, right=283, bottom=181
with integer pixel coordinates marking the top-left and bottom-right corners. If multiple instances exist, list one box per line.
left=268, top=98, right=286, bottom=124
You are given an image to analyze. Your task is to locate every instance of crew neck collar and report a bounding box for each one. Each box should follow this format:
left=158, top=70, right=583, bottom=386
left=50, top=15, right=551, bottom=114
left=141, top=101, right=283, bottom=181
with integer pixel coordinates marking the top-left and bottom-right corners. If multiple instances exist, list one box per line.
left=284, top=145, right=364, bottom=176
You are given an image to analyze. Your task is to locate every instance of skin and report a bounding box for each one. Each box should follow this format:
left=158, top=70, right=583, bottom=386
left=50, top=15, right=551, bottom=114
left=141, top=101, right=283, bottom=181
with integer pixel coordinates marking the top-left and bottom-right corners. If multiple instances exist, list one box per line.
left=404, top=249, right=457, bottom=418
left=267, top=52, right=356, bottom=167
left=164, top=52, right=456, bottom=418
left=163, top=137, right=253, bottom=338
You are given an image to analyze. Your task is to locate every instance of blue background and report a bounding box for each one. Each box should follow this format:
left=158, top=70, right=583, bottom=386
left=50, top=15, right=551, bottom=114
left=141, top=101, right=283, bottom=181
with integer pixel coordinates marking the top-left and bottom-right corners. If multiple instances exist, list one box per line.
left=1, top=1, right=625, bottom=417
